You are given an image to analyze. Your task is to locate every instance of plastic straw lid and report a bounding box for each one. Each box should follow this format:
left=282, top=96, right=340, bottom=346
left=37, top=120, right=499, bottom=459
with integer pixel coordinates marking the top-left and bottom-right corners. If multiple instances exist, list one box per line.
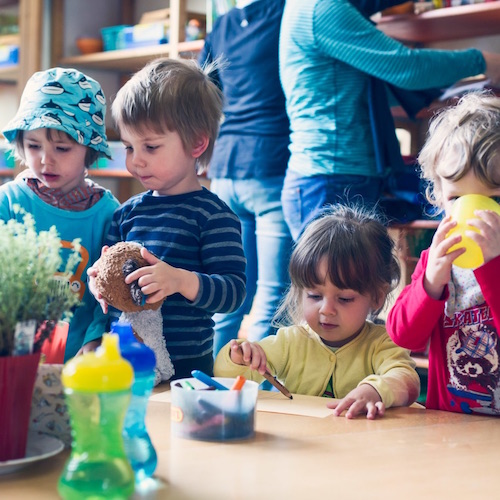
left=111, top=320, right=156, bottom=375
left=62, top=333, right=133, bottom=392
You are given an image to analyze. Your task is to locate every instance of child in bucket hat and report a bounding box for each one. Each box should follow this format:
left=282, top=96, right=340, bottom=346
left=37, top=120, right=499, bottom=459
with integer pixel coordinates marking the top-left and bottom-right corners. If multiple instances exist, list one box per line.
left=3, top=67, right=111, bottom=159
left=0, top=67, right=120, bottom=360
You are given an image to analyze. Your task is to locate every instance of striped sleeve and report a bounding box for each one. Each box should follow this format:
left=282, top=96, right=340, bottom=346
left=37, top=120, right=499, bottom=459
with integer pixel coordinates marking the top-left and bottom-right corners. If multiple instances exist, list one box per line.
left=313, top=0, right=485, bottom=90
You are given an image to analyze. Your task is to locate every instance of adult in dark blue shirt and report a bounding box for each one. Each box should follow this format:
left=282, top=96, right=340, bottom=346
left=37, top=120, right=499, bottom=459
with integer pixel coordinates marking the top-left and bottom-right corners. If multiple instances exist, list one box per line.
left=199, top=0, right=292, bottom=356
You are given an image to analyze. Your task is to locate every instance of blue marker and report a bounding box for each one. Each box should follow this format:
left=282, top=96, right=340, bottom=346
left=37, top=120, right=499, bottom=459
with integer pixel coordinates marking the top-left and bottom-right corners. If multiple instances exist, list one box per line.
left=191, top=370, right=229, bottom=391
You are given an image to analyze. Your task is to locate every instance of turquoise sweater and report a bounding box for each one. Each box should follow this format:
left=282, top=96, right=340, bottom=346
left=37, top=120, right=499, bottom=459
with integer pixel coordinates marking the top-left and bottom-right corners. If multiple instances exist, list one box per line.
left=0, top=179, right=119, bottom=359
left=279, top=0, right=486, bottom=177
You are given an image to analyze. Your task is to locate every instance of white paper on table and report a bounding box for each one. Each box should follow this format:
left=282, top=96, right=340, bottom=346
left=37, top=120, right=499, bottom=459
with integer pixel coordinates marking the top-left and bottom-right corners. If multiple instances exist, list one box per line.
left=256, top=392, right=333, bottom=418
left=150, top=389, right=333, bottom=418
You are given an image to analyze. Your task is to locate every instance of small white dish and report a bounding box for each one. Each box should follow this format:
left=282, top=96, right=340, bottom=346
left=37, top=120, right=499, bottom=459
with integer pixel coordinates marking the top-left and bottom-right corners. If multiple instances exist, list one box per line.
left=0, top=431, right=64, bottom=475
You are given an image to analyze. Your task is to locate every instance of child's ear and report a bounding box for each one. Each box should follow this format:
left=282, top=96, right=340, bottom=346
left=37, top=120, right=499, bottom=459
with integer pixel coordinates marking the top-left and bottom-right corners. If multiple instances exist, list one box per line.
left=191, top=135, right=209, bottom=159
left=372, top=286, right=389, bottom=312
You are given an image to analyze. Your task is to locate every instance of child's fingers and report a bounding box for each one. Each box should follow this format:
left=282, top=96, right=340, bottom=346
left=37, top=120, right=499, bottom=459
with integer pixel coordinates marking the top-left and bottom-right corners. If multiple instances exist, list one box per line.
left=124, top=266, right=148, bottom=284
left=140, top=246, right=161, bottom=265
left=86, top=266, right=97, bottom=277
left=327, top=397, right=351, bottom=417
left=98, top=298, right=108, bottom=314
left=432, top=216, right=456, bottom=242
left=229, top=340, right=244, bottom=364
left=365, top=401, right=385, bottom=420
left=438, top=233, right=463, bottom=257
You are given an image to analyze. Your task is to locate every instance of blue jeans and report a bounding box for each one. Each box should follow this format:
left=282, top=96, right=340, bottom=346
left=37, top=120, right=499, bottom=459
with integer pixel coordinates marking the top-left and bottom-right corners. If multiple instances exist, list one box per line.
left=210, top=177, right=293, bottom=356
left=281, top=170, right=384, bottom=240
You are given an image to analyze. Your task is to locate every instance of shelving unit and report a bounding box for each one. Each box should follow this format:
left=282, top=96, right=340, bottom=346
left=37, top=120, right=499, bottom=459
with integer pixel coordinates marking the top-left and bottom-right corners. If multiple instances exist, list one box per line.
left=377, top=2, right=500, bottom=43
left=379, top=3, right=500, bottom=155
left=0, top=0, right=43, bottom=181
left=59, top=39, right=204, bottom=72
left=0, top=33, right=19, bottom=82
left=49, top=0, right=205, bottom=201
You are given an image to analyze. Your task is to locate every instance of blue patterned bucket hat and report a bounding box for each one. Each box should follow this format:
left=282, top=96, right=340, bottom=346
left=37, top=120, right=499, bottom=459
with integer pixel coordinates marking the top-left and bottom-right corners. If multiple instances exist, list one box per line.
left=2, top=67, right=112, bottom=158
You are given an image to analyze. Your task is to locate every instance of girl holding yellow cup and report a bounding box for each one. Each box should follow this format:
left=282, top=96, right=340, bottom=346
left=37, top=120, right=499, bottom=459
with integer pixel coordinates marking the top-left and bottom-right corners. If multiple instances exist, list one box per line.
left=387, top=92, right=500, bottom=416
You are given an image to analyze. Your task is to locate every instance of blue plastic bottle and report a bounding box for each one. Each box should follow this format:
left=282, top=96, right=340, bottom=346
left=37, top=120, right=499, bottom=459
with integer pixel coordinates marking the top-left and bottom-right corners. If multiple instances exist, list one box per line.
left=112, top=321, right=157, bottom=482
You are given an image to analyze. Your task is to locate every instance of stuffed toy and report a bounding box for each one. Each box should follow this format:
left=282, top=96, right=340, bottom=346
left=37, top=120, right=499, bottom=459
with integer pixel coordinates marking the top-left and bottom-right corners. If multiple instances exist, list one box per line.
left=94, top=241, right=174, bottom=385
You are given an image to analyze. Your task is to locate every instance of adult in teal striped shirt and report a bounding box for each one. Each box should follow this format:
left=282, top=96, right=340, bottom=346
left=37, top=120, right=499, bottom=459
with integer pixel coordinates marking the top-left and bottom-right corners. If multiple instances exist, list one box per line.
left=279, top=0, right=500, bottom=240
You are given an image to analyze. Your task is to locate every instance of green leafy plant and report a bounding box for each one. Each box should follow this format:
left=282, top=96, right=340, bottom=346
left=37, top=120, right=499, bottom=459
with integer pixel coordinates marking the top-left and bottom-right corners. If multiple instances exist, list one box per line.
left=0, top=207, right=82, bottom=356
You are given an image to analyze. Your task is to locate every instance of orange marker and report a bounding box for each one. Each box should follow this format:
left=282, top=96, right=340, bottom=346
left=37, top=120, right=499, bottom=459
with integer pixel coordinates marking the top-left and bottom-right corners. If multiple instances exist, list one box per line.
left=230, top=375, right=246, bottom=391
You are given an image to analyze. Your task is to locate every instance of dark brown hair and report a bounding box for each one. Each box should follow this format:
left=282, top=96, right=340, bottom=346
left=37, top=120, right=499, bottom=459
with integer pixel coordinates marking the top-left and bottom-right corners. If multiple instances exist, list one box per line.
left=276, top=204, right=400, bottom=325
left=111, top=57, right=223, bottom=170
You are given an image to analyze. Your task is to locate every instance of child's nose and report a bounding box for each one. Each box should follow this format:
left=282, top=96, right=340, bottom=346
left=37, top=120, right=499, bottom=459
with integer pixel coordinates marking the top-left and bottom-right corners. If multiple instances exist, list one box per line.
left=131, top=152, right=146, bottom=168
left=41, top=150, right=54, bottom=165
left=319, top=298, right=336, bottom=316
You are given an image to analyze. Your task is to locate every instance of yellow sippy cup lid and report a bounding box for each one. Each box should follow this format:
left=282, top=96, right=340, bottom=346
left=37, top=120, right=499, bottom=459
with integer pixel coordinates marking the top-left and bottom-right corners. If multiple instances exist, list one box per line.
left=62, top=333, right=134, bottom=392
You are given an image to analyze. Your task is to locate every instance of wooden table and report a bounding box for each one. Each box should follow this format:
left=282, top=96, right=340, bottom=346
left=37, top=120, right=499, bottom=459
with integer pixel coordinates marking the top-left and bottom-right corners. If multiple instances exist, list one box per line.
left=2, top=389, right=498, bottom=499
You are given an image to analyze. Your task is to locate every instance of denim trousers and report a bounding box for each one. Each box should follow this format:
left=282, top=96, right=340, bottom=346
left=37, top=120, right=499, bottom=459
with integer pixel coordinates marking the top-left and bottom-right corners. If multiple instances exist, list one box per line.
left=210, top=177, right=293, bottom=356
left=281, top=169, right=384, bottom=240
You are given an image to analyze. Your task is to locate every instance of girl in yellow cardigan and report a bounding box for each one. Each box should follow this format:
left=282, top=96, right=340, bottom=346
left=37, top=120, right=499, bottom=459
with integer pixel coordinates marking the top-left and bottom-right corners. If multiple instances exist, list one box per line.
left=215, top=204, right=420, bottom=419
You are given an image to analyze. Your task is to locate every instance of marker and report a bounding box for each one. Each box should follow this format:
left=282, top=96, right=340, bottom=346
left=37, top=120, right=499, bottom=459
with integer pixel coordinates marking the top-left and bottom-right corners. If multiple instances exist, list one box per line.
left=184, top=380, right=195, bottom=390
left=262, top=371, right=293, bottom=400
left=230, top=375, right=246, bottom=391
left=191, top=370, right=229, bottom=391
left=233, top=345, right=293, bottom=399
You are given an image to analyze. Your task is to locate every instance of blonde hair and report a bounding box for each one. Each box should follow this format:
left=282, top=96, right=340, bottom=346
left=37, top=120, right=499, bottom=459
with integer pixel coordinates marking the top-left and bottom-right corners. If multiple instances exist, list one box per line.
left=111, top=57, right=223, bottom=169
left=275, top=204, right=400, bottom=326
left=418, top=92, right=500, bottom=209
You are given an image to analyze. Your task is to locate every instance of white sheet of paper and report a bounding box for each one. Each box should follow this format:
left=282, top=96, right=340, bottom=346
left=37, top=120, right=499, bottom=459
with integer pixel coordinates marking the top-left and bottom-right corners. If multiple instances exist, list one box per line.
left=150, top=389, right=333, bottom=418
left=256, top=392, right=333, bottom=418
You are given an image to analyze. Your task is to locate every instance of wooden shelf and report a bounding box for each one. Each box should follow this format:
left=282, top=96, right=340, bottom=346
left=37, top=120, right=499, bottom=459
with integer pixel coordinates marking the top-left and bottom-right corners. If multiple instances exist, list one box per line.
left=412, top=354, right=429, bottom=370
left=0, top=63, right=19, bottom=82
left=59, top=39, right=204, bottom=72
left=88, top=169, right=131, bottom=178
left=377, top=2, right=500, bottom=43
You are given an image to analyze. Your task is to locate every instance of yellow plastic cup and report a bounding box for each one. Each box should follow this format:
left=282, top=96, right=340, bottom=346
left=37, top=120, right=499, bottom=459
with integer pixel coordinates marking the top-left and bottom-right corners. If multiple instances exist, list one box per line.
left=447, top=194, right=500, bottom=269
left=62, top=333, right=133, bottom=392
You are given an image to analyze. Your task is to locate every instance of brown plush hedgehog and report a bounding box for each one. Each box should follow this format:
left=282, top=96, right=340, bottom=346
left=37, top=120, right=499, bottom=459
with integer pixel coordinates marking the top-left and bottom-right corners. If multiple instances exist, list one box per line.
left=94, top=241, right=163, bottom=313
left=93, top=241, right=174, bottom=384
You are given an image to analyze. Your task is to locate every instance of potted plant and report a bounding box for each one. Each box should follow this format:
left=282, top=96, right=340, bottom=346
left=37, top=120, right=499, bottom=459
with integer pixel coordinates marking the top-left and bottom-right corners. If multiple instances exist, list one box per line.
left=0, top=207, right=81, bottom=461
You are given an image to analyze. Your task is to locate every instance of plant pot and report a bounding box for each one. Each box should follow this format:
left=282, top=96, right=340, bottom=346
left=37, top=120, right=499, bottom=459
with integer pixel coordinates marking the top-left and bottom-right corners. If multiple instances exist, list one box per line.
left=30, top=363, right=72, bottom=447
left=0, top=352, right=41, bottom=461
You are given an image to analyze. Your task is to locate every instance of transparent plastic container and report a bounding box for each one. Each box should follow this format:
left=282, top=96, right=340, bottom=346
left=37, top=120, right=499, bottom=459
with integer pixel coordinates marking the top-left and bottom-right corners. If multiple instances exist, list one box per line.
left=171, top=377, right=258, bottom=441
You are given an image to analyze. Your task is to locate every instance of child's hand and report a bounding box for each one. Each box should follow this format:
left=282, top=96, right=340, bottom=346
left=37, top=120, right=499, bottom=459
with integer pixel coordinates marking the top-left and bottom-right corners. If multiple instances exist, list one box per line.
left=465, top=209, right=500, bottom=265
left=424, top=216, right=465, bottom=300
left=87, top=246, right=110, bottom=313
left=229, top=340, right=268, bottom=374
left=326, top=384, right=385, bottom=420
left=75, top=338, right=101, bottom=356
left=124, top=247, right=200, bottom=303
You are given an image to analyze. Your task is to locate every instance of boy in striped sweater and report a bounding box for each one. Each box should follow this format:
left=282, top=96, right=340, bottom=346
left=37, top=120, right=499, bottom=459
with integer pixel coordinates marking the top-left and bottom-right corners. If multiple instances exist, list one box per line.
left=88, top=58, right=246, bottom=380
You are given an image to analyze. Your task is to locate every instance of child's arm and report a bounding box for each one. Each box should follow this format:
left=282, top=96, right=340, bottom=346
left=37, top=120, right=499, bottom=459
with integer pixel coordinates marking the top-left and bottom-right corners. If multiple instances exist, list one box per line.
left=123, top=247, right=201, bottom=303
left=86, top=246, right=110, bottom=314
left=326, top=385, right=385, bottom=420
left=229, top=340, right=268, bottom=374
left=387, top=217, right=462, bottom=351
left=423, top=216, right=464, bottom=300
left=214, top=339, right=269, bottom=382
left=327, top=333, right=420, bottom=419
left=122, top=209, right=246, bottom=313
